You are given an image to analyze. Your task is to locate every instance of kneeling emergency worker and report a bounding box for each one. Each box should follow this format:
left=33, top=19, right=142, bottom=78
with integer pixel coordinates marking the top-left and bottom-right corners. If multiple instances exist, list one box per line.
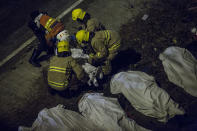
left=72, top=8, right=105, bottom=32
left=76, top=30, right=121, bottom=75
left=47, top=40, right=89, bottom=96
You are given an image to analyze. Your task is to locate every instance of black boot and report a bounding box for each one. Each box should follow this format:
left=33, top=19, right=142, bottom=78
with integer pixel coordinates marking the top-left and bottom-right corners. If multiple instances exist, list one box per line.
left=37, top=54, right=51, bottom=62
left=29, top=49, right=42, bottom=67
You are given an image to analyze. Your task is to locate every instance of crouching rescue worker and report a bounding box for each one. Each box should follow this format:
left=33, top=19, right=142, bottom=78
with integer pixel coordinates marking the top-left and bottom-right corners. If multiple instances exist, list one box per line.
left=47, top=40, right=89, bottom=96
left=76, top=30, right=121, bottom=75
left=72, top=8, right=105, bottom=32
left=28, top=10, right=64, bottom=67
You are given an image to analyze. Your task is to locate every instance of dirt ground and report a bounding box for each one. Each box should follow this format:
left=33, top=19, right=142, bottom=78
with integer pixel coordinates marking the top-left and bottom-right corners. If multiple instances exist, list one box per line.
left=116, top=0, right=197, bottom=130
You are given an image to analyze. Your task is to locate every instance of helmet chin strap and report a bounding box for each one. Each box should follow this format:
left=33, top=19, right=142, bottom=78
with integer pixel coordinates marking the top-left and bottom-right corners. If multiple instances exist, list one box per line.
left=77, top=18, right=84, bottom=24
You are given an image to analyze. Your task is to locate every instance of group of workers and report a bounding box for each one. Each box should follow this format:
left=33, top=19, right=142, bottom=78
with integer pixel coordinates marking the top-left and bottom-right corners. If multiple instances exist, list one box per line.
left=28, top=8, right=122, bottom=95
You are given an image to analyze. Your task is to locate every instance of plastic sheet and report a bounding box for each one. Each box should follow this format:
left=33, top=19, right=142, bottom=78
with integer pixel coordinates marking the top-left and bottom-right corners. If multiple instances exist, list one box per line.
left=159, top=46, right=197, bottom=97
left=110, top=71, right=185, bottom=122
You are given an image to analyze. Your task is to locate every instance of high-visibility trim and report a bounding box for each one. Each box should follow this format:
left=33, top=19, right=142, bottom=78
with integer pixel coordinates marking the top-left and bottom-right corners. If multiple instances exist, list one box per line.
left=89, top=53, right=94, bottom=58
left=49, top=69, right=66, bottom=73
left=49, top=66, right=67, bottom=73
left=50, top=21, right=58, bottom=29
left=104, top=30, right=110, bottom=45
left=48, top=80, right=65, bottom=88
left=49, top=66, right=66, bottom=71
left=109, top=40, right=121, bottom=51
left=96, top=52, right=101, bottom=57
left=45, top=18, right=56, bottom=32
left=107, top=31, right=110, bottom=42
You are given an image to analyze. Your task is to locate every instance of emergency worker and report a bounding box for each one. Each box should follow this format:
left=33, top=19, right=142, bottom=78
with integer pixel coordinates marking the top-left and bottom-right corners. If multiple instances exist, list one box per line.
left=72, top=8, right=105, bottom=32
left=47, top=40, right=88, bottom=92
left=76, top=30, right=121, bottom=75
left=28, top=10, right=64, bottom=67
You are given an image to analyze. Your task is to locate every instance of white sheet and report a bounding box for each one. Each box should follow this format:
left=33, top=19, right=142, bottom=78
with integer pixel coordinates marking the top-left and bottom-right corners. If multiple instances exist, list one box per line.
left=110, top=71, right=185, bottom=122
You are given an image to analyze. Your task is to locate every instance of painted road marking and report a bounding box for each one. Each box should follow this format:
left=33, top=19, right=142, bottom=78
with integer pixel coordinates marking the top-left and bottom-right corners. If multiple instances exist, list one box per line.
left=0, top=0, right=84, bottom=67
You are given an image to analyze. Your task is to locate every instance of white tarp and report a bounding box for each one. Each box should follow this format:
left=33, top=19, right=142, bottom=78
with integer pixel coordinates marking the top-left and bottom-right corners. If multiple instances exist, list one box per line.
left=71, top=48, right=89, bottom=59
left=110, top=71, right=185, bottom=122
left=159, top=46, right=197, bottom=97
left=18, top=104, right=99, bottom=131
left=78, top=93, right=150, bottom=131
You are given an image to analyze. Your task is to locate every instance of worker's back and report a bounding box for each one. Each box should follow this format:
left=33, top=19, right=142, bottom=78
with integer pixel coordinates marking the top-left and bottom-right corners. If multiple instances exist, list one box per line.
left=86, top=18, right=105, bottom=32
left=91, top=30, right=121, bottom=54
left=48, top=56, right=87, bottom=91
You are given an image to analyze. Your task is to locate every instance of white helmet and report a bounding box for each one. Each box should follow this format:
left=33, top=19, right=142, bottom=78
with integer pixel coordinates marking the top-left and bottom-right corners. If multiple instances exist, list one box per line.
left=57, top=30, right=70, bottom=41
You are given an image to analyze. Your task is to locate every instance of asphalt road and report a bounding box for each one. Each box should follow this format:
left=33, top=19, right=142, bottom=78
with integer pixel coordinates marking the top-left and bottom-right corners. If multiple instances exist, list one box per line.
left=1, top=0, right=196, bottom=131
left=0, top=0, right=137, bottom=130
left=0, top=0, right=75, bottom=61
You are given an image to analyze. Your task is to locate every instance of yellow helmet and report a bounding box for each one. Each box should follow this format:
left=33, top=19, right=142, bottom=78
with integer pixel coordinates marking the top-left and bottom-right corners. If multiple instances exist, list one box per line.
left=76, top=30, right=90, bottom=46
left=72, top=8, right=86, bottom=21
left=57, top=41, right=69, bottom=53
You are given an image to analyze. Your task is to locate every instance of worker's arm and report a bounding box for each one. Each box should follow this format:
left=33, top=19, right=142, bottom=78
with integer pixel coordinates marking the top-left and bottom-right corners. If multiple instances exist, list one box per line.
left=90, top=40, right=108, bottom=62
left=86, top=18, right=99, bottom=32
left=71, top=59, right=89, bottom=83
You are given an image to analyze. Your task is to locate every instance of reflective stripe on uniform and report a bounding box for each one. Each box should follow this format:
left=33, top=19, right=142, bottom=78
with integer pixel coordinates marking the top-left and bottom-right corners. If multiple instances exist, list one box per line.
left=96, top=52, right=101, bottom=57
left=49, top=66, right=66, bottom=73
left=104, top=30, right=110, bottom=45
left=48, top=80, right=65, bottom=88
left=45, top=18, right=56, bottom=32
left=50, top=21, right=58, bottom=29
left=89, top=53, right=94, bottom=58
left=109, top=40, right=121, bottom=51
left=49, top=69, right=65, bottom=73
left=48, top=66, right=70, bottom=88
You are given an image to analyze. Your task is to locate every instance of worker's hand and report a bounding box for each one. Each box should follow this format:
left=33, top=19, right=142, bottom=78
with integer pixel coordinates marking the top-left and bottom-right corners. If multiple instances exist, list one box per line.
left=89, top=53, right=94, bottom=58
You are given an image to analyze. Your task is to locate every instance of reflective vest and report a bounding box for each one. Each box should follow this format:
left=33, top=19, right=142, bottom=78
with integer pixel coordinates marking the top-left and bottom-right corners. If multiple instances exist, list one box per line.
left=40, top=15, right=64, bottom=42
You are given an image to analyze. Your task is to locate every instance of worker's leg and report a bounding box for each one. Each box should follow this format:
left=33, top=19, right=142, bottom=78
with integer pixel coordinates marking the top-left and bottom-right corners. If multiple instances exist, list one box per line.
left=29, top=31, right=49, bottom=67
left=29, top=48, right=42, bottom=67
left=28, top=20, right=48, bottom=67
